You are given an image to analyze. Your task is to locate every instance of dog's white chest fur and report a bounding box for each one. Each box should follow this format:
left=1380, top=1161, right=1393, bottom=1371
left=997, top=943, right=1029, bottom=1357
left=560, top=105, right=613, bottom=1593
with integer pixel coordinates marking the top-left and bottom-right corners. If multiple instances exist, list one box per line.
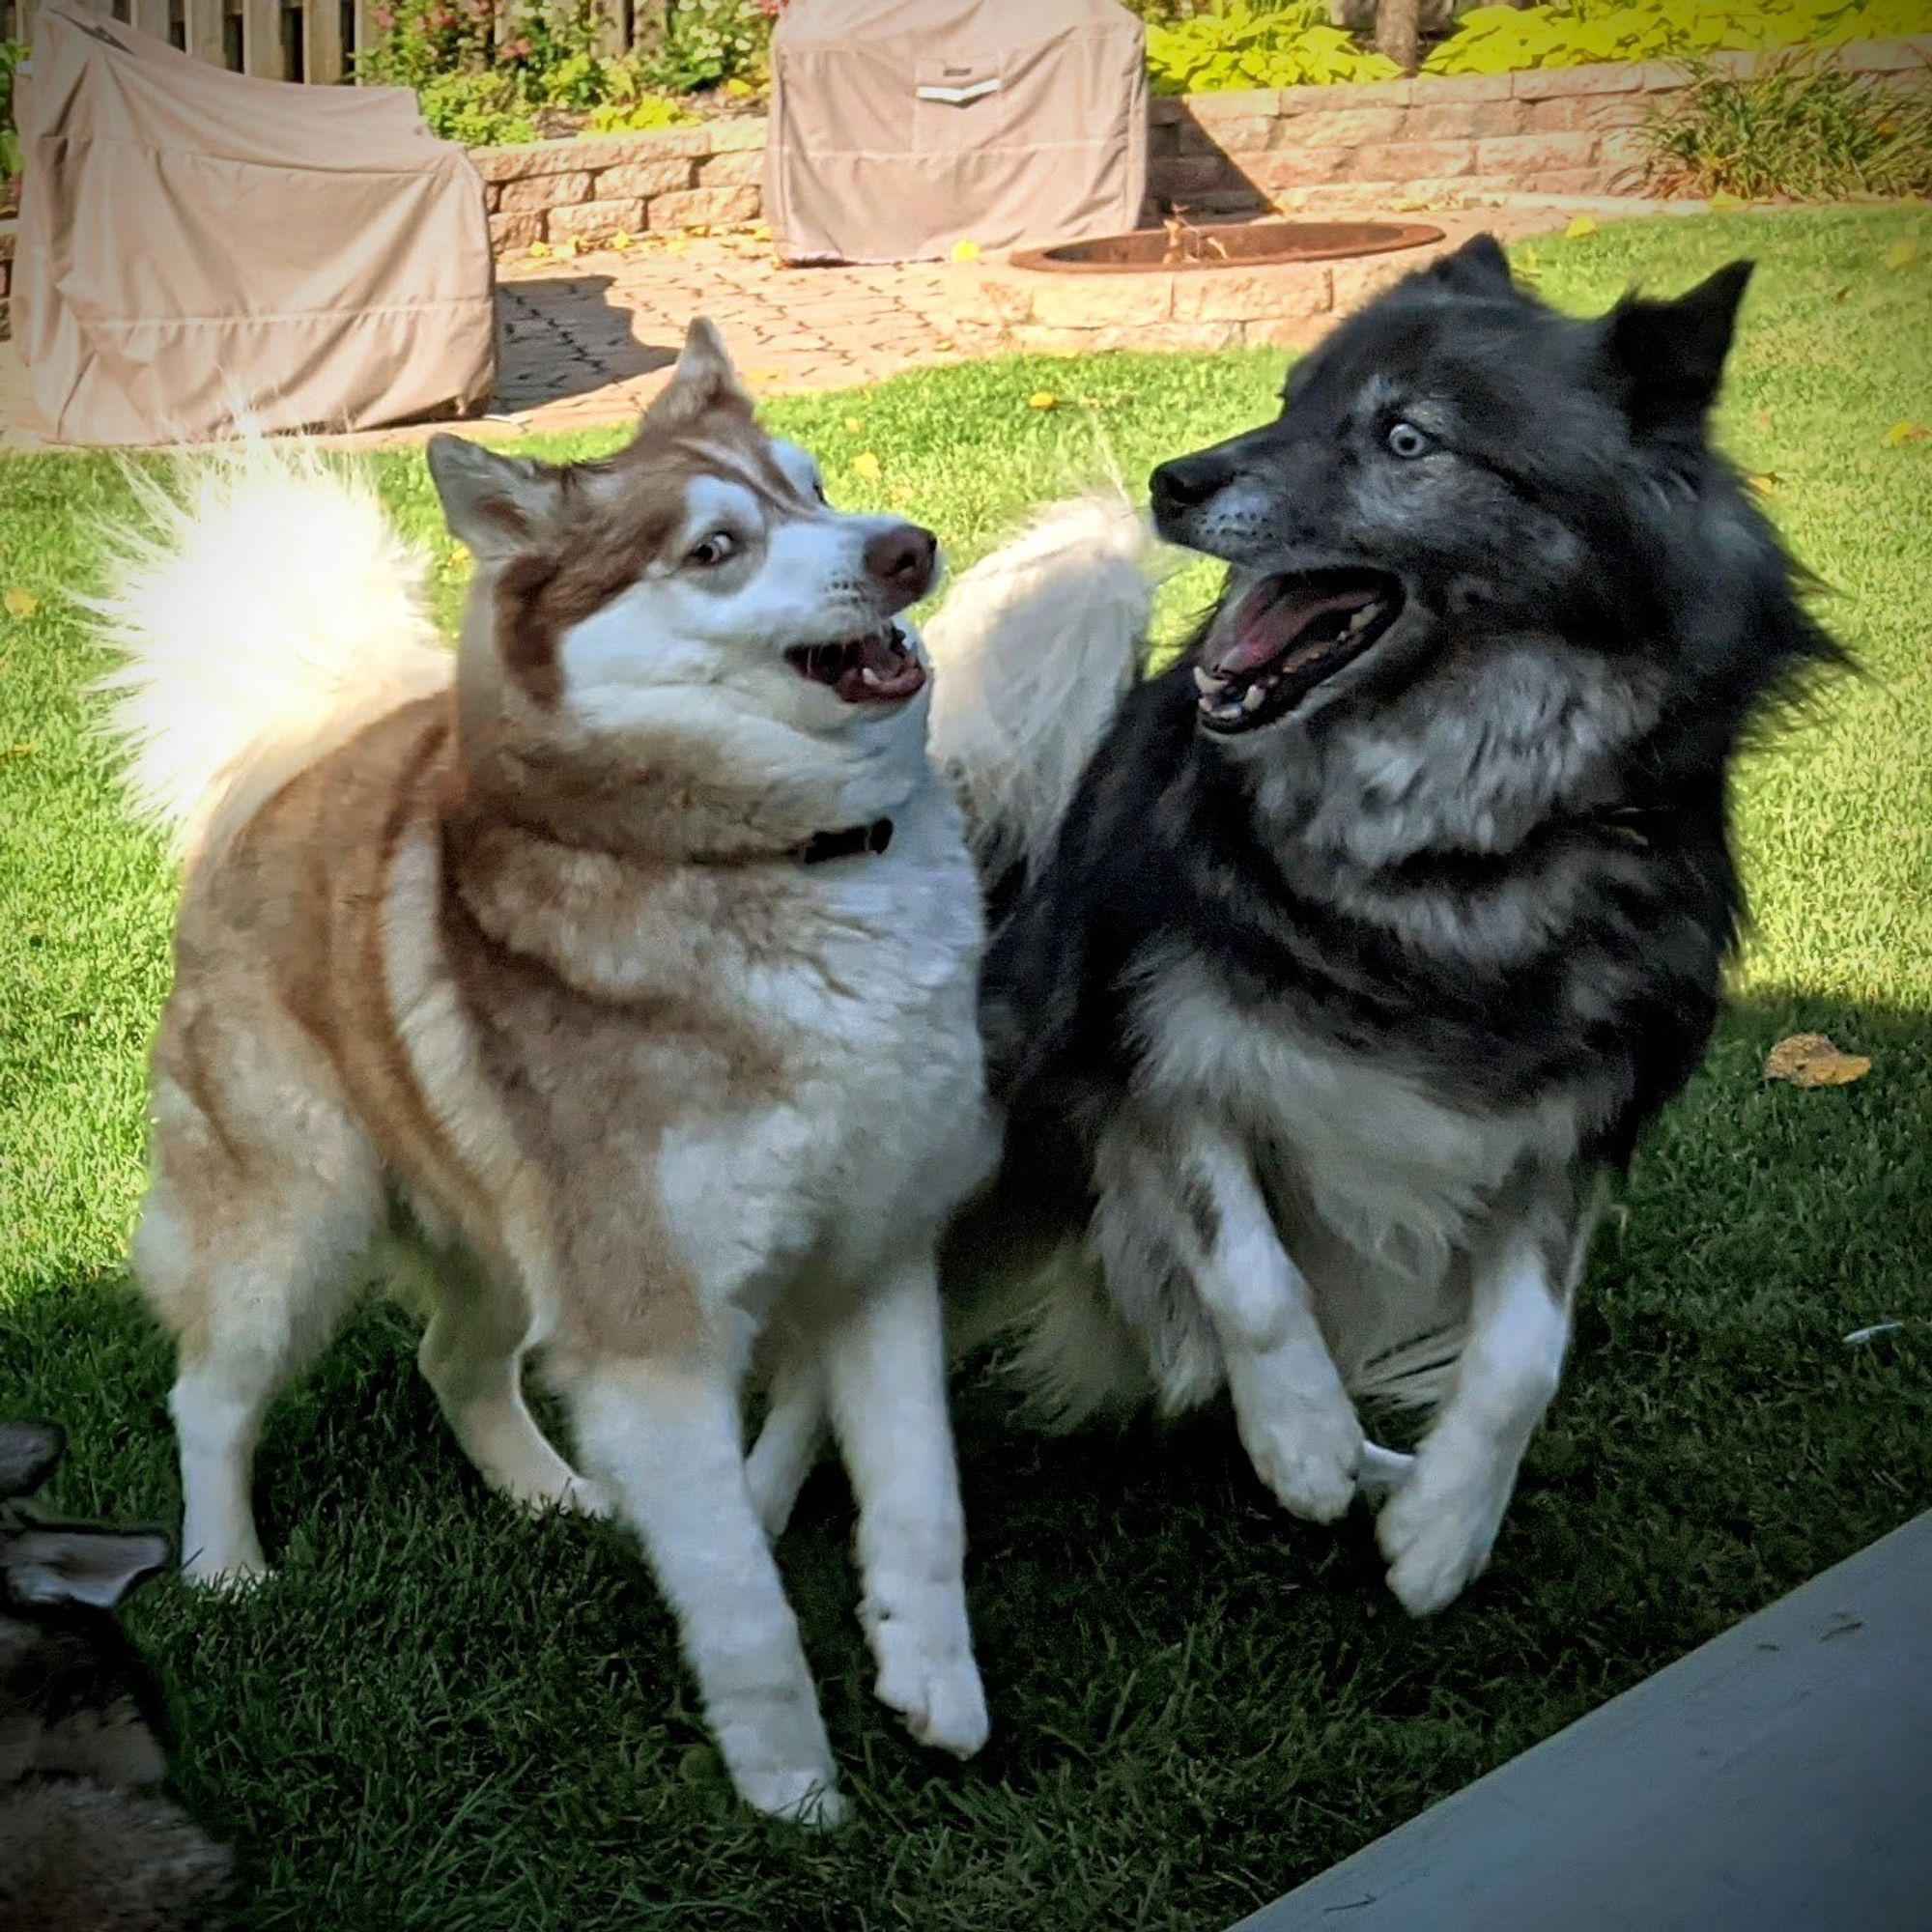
left=1133, top=952, right=1582, bottom=1368
left=658, top=781, right=995, bottom=1306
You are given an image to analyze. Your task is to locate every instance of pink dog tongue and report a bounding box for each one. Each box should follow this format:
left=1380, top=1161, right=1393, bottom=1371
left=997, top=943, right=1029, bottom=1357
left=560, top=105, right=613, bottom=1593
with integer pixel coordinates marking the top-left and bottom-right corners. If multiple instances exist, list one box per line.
left=1204, top=580, right=1378, bottom=679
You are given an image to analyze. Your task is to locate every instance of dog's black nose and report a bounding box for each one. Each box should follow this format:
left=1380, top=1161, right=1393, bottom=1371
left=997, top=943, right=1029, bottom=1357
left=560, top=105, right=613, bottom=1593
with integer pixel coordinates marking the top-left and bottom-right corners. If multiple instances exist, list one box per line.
left=1150, top=451, right=1231, bottom=519
left=865, top=524, right=939, bottom=606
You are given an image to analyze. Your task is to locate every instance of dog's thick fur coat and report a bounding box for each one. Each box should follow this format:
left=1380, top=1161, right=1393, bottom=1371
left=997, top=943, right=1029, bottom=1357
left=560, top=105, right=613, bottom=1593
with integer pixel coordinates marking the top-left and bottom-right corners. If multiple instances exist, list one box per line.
left=754, top=237, right=1837, bottom=1618
left=97, top=324, right=997, bottom=1824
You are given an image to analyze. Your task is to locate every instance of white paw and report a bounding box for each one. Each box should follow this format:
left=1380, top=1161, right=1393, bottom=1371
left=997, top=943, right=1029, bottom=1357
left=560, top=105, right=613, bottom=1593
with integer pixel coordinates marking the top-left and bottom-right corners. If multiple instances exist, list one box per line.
left=181, top=1549, right=271, bottom=1593
left=559, top=1475, right=615, bottom=1520
left=498, top=1467, right=613, bottom=1520
left=1237, top=1392, right=1364, bottom=1524
left=869, top=1614, right=990, bottom=1760
left=735, top=1765, right=848, bottom=1830
left=1377, top=1467, right=1510, bottom=1617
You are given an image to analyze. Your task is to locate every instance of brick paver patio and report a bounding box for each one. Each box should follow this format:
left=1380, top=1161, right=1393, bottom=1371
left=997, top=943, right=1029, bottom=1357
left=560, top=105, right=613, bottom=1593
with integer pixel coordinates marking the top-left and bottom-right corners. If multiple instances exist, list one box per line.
left=0, top=203, right=1641, bottom=450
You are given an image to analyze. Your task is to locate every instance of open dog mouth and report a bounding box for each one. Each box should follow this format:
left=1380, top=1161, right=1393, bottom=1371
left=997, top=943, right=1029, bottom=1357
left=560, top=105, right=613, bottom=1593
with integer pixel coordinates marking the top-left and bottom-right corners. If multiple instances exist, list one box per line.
left=1194, top=569, right=1404, bottom=733
left=784, top=625, right=925, bottom=705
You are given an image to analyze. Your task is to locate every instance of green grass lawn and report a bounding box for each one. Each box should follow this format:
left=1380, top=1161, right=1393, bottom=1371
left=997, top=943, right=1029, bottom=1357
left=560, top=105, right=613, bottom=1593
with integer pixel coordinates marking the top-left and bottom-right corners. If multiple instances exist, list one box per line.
left=2, top=204, right=1930, bottom=1930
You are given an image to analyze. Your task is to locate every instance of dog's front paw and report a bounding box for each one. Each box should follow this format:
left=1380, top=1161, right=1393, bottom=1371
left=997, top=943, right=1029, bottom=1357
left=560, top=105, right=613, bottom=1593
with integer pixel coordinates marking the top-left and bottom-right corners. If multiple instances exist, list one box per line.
left=868, top=1610, right=990, bottom=1760
left=1238, top=1393, right=1364, bottom=1524
left=736, top=1766, right=848, bottom=1830
left=1376, top=1462, right=1510, bottom=1617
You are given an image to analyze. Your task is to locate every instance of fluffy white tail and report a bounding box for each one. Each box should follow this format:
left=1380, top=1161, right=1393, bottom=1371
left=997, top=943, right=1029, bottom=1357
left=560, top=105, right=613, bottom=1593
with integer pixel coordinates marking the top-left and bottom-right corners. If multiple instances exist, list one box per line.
left=924, top=493, right=1154, bottom=882
left=91, top=443, right=453, bottom=866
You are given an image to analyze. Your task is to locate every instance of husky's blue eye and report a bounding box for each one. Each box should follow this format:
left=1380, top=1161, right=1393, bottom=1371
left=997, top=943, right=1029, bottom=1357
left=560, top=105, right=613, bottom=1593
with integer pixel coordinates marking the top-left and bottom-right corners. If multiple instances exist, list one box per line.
left=1386, top=421, right=1432, bottom=459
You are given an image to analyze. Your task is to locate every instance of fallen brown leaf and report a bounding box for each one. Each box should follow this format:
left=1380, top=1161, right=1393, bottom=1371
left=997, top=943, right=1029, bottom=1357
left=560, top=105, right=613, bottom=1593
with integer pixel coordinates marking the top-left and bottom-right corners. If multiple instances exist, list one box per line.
left=1764, top=1033, right=1872, bottom=1089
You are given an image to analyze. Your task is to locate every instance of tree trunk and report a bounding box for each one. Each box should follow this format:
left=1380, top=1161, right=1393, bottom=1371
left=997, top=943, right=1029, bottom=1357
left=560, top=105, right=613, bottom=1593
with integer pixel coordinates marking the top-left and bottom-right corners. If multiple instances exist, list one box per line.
left=1376, top=0, right=1421, bottom=72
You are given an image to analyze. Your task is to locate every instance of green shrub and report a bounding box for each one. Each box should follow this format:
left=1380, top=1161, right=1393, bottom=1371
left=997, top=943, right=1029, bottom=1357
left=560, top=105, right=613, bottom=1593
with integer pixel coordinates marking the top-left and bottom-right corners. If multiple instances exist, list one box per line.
left=584, top=87, right=698, bottom=134
left=355, top=0, right=496, bottom=92
left=635, top=0, right=772, bottom=95
left=1642, top=52, right=1932, bottom=199
left=416, top=69, right=537, bottom=144
left=1146, top=0, right=1401, bottom=92
left=2, top=39, right=27, bottom=182
left=1427, top=0, right=1930, bottom=77
left=357, top=0, right=712, bottom=145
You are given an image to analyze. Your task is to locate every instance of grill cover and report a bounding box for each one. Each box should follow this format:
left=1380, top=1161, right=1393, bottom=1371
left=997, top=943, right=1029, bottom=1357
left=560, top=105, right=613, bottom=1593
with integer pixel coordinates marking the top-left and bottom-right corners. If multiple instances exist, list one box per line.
left=766, top=0, right=1147, bottom=266
left=14, top=0, right=497, bottom=444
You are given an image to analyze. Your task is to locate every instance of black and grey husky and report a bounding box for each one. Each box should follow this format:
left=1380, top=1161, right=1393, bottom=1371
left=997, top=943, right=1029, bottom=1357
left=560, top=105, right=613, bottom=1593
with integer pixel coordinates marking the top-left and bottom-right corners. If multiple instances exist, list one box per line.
left=752, top=233, right=1838, bottom=1618
left=0, top=1424, right=230, bottom=1929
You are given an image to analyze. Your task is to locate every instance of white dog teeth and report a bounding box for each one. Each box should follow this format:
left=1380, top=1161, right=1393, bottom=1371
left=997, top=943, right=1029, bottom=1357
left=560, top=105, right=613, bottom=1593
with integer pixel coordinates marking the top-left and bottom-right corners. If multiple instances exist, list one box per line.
left=1241, top=681, right=1268, bottom=713
left=1193, top=665, right=1228, bottom=696
left=860, top=667, right=884, bottom=688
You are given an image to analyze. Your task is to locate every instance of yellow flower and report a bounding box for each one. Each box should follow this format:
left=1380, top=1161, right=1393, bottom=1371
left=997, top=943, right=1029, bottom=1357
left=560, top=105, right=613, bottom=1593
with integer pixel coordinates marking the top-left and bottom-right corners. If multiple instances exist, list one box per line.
left=1028, top=391, right=1059, bottom=411
left=950, top=239, right=981, bottom=263
left=1884, top=238, right=1918, bottom=270
left=1563, top=214, right=1599, bottom=241
left=850, top=451, right=883, bottom=481
left=3, top=588, right=39, bottom=620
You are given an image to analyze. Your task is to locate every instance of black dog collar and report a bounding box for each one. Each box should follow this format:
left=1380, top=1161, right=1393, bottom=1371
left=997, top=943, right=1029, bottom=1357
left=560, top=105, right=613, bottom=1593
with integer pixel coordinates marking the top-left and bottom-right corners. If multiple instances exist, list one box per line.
left=798, top=818, right=894, bottom=866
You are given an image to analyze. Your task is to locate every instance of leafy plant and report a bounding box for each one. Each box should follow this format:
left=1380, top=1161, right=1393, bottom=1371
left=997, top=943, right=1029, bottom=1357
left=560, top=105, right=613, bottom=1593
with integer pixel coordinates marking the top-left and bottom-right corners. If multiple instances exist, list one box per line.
left=355, top=0, right=496, bottom=92
left=1145, top=0, right=1401, bottom=92
left=1642, top=52, right=1932, bottom=199
left=584, top=87, right=697, bottom=134
left=2, top=38, right=28, bottom=183
left=1427, top=0, right=1931, bottom=77
left=636, top=0, right=773, bottom=94
left=417, top=69, right=537, bottom=145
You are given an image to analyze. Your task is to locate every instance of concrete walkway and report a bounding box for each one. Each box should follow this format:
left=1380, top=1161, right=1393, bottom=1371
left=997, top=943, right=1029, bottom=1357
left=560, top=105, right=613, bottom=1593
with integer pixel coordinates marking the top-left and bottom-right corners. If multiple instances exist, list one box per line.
left=1240, top=1509, right=1932, bottom=1932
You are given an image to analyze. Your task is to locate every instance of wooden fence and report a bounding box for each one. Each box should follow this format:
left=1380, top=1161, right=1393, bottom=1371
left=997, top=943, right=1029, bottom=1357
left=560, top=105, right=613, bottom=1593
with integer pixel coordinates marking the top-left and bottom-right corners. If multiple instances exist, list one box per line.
left=0, top=0, right=662, bottom=87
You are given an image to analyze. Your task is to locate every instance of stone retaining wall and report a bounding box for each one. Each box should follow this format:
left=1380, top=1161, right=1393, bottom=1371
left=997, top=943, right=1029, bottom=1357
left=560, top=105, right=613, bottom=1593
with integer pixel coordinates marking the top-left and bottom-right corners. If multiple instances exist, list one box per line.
left=466, top=37, right=1929, bottom=250
left=469, top=116, right=767, bottom=254
left=1148, top=37, right=1930, bottom=215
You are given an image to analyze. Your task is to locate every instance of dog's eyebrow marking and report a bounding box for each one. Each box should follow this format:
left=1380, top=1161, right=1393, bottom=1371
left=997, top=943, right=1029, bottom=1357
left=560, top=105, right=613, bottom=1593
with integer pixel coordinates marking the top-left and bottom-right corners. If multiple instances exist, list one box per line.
left=675, top=437, right=820, bottom=518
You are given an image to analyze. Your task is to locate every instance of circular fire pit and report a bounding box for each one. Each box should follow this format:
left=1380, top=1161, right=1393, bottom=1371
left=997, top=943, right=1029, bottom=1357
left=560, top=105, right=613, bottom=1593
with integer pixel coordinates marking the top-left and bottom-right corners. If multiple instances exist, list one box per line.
left=1010, top=219, right=1445, bottom=274
left=949, top=217, right=1451, bottom=355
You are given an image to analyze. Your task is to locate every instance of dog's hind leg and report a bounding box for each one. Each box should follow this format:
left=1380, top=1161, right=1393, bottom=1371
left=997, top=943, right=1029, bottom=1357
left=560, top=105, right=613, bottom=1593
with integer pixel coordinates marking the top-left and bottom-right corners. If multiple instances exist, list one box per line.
left=1376, top=1170, right=1597, bottom=1616
left=136, top=1049, right=383, bottom=1589
left=410, top=1242, right=610, bottom=1519
left=745, top=1347, right=827, bottom=1542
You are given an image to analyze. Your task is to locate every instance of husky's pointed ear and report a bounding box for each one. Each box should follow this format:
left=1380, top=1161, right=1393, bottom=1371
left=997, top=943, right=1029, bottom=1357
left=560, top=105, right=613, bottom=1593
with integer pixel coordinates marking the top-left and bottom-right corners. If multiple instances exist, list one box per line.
left=426, top=436, right=563, bottom=562
left=642, top=318, right=753, bottom=431
left=1426, top=232, right=1514, bottom=297
left=0, top=1424, right=64, bottom=1502
left=2, top=1524, right=174, bottom=1609
left=1601, top=260, right=1752, bottom=433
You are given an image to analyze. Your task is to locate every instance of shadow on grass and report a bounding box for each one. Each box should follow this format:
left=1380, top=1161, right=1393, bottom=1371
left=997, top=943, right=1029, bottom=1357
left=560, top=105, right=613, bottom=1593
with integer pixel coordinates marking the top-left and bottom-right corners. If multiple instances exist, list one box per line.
left=2, top=991, right=1927, bottom=1931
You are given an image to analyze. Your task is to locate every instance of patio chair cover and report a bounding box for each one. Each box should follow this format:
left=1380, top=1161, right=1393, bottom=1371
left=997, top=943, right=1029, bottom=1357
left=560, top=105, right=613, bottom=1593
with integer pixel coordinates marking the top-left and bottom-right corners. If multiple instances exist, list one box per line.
left=13, top=0, right=496, bottom=444
left=766, top=0, right=1147, bottom=265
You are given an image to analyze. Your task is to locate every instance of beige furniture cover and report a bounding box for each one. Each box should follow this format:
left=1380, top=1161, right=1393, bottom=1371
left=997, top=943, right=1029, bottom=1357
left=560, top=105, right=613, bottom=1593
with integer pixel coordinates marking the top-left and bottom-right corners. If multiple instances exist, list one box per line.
left=14, top=0, right=496, bottom=445
left=766, top=0, right=1147, bottom=266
